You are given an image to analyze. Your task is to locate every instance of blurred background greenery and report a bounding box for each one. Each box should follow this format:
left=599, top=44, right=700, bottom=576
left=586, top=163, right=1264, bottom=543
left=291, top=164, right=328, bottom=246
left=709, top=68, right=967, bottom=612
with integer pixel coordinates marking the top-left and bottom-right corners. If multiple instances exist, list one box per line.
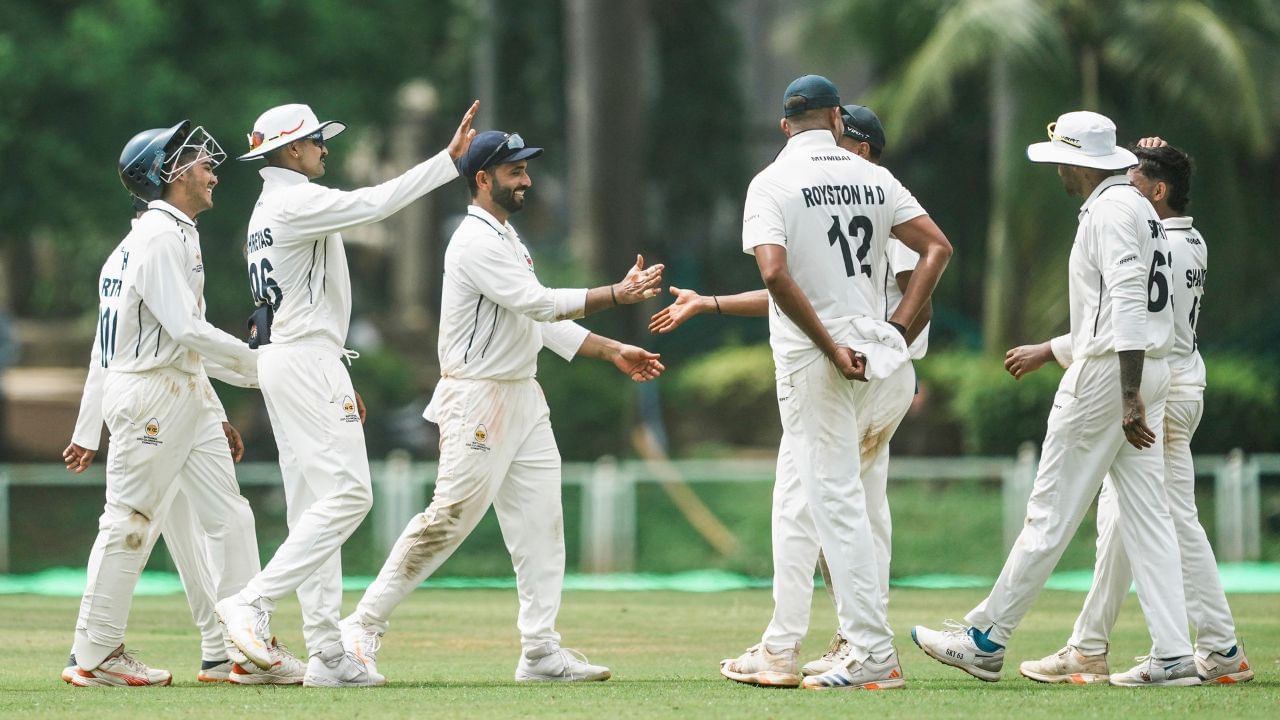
left=1, top=0, right=1277, bottom=575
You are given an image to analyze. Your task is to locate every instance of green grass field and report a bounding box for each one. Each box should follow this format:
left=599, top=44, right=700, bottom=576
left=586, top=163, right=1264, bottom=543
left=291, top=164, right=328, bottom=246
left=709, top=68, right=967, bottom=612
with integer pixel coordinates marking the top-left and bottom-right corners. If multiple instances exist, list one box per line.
left=1, top=589, right=1275, bottom=719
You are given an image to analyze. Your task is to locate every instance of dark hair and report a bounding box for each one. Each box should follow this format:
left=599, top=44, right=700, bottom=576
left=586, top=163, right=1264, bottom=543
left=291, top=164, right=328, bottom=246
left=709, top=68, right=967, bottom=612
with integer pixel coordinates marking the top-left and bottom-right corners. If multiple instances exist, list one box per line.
left=465, top=168, right=480, bottom=197
left=867, top=145, right=883, bottom=162
left=1129, top=143, right=1194, bottom=213
left=784, top=98, right=832, bottom=129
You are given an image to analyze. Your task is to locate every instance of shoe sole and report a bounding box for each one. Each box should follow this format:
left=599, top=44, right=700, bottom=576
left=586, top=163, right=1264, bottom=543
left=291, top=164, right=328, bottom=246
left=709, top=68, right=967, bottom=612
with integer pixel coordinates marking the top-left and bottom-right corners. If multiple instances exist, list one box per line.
left=1019, top=667, right=1108, bottom=685
left=1203, top=670, right=1255, bottom=684
left=911, top=627, right=1001, bottom=682
left=66, top=673, right=172, bottom=687
left=302, top=677, right=384, bottom=688
left=719, top=666, right=800, bottom=688
left=1109, top=676, right=1203, bottom=687
left=229, top=674, right=305, bottom=685
left=515, top=671, right=612, bottom=682
left=197, top=674, right=230, bottom=683
left=801, top=677, right=905, bottom=690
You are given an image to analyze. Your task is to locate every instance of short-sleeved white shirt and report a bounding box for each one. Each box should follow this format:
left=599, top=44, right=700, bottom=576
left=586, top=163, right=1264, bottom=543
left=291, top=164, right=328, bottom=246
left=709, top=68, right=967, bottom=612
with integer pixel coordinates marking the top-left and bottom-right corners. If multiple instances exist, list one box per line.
left=742, top=130, right=926, bottom=376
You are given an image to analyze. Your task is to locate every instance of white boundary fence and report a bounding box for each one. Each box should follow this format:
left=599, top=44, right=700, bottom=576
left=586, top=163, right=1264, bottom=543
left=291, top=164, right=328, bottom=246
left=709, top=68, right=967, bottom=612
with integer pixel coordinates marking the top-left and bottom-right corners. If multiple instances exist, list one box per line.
left=0, top=448, right=1272, bottom=574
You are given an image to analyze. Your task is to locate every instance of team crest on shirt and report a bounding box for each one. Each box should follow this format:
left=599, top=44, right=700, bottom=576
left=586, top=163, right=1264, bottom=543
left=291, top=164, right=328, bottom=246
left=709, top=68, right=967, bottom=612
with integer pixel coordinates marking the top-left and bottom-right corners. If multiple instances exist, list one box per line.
left=340, top=395, right=360, bottom=423
left=468, top=424, right=491, bottom=452
left=140, top=417, right=163, bottom=446
left=524, top=254, right=534, bottom=272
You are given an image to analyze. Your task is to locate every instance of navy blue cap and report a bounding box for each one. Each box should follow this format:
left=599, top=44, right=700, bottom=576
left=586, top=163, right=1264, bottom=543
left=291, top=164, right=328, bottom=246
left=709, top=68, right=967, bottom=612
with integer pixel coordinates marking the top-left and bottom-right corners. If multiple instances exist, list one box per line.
left=840, top=104, right=886, bottom=152
left=458, top=130, right=543, bottom=178
left=782, top=75, right=841, bottom=117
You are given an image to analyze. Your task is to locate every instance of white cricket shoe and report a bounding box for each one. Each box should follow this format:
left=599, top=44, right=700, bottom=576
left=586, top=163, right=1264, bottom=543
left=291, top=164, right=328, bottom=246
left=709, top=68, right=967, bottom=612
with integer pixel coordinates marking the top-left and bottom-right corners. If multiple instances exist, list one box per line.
left=1018, top=645, right=1109, bottom=684
left=719, top=642, right=800, bottom=687
left=197, top=659, right=233, bottom=683
left=1109, top=655, right=1201, bottom=687
left=229, top=638, right=306, bottom=685
left=801, top=649, right=905, bottom=690
left=515, top=642, right=611, bottom=682
left=1195, top=643, right=1254, bottom=684
left=65, top=646, right=172, bottom=687
left=801, top=633, right=850, bottom=677
left=340, top=615, right=384, bottom=680
left=60, top=653, right=77, bottom=684
left=215, top=593, right=273, bottom=670
left=911, top=621, right=1004, bottom=682
left=302, top=645, right=385, bottom=688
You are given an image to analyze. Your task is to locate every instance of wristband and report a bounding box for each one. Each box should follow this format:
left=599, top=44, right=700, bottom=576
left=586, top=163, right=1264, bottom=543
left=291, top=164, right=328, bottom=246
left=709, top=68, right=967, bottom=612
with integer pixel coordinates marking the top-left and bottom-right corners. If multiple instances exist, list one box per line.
left=713, top=296, right=722, bottom=314
left=610, top=284, right=618, bottom=305
left=888, top=320, right=907, bottom=337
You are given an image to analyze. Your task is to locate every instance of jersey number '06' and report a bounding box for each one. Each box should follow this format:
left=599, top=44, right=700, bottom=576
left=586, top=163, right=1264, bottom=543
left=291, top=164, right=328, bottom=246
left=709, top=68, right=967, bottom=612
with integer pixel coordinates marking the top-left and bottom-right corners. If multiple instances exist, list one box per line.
left=827, top=215, right=874, bottom=278
left=249, top=258, right=283, bottom=311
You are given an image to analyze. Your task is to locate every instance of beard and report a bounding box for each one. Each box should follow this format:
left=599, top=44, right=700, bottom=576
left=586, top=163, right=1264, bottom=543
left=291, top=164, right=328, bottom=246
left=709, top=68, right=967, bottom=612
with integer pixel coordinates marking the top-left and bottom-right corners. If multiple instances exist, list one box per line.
left=490, top=181, right=526, bottom=214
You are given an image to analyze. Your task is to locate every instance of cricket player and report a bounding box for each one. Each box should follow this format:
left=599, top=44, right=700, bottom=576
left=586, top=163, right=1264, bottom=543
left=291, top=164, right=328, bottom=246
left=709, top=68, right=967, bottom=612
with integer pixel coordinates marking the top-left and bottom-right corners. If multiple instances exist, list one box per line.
left=60, top=194, right=305, bottom=687
left=338, top=130, right=665, bottom=683
left=723, top=75, right=951, bottom=691
left=216, top=101, right=479, bottom=687
left=649, top=104, right=934, bottom=683
left=64, top=122, right=265, bottom=687
left=912, top=111, right=1199, bottom=687
left=1009, top=139, right=1252, bottom=685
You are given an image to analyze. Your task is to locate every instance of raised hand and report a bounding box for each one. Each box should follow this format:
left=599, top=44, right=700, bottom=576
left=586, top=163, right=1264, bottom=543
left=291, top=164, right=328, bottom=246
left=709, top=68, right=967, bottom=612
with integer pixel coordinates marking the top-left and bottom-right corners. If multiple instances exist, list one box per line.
left=1135, top=136, right=1168, bottom=149
left=611, top=344, right=665, bottom=382
left=447, top=100, right=481, bottom=160
left=612, top=254, right=665, bottom=305
left=648, top=286, right=707, bottom=334
left=62, top=442, right=96, bottom=474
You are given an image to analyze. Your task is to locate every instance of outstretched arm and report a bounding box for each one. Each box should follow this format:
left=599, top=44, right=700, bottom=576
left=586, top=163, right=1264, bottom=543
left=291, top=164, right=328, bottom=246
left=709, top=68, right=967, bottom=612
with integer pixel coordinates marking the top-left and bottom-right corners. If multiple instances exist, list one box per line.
left=583, top=255, right=665, bottom=316
left=577, top=333, right=664, bottom=382
left=648, top=287, right=768, bottom=334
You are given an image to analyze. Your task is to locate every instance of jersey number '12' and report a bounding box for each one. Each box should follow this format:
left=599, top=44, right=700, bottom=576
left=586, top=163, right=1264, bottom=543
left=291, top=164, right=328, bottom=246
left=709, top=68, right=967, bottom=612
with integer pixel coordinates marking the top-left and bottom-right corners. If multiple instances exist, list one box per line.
left=249, top=258, right=283, bottom=311
left=827, top=215, right=874, bottom=278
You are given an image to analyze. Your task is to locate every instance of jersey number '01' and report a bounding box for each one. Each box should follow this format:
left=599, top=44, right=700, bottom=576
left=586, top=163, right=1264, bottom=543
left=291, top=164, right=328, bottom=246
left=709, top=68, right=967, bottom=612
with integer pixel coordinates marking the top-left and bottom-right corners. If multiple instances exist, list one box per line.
left=827, top=215, right=874, bottom=278
left=249, top=258, right=284, bottom=311
left=1147, top=249, right=1172, bottom=313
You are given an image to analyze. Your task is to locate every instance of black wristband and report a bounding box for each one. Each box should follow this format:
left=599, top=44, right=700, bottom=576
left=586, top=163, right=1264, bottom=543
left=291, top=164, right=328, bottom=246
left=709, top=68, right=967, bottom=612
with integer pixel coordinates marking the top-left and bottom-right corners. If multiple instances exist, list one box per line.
left=888, top=320, right=907, bottom=337
left=713, top=296, right=722, bottom=314
left=610, top=284, right=618, bottom=305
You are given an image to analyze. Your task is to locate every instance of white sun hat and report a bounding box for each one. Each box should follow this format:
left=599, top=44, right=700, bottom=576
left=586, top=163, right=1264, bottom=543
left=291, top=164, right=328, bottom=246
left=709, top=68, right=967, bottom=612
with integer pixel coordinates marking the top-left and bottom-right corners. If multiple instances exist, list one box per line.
left=1026, top=111, right=1137, bottom=170
left=237, top=103, right=346, bottom=161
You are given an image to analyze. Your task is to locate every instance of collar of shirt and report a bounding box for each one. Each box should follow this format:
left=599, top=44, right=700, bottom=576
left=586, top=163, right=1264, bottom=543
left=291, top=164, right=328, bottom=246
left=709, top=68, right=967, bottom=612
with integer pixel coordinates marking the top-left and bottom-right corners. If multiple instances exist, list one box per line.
left=465, top=204, right=518, bottom=239
left=1078, top=174, right=1133, bottom=217
left=1162, top=215, right=1194, bottom=230
left=259, top=165, right=311, bottom=190
left=146, top=199, right=197, bottom=227
left=778, top=128, right=840, bottom=159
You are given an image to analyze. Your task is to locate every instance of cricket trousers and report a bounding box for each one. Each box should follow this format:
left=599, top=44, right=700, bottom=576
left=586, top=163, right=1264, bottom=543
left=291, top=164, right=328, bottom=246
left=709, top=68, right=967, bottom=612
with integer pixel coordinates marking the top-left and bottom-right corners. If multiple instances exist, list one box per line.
left=763, top=361, right=914, bottom=654
left=965, top=354, right=1194, bottom=658
left=1069, top=395, right=1238, bottom=656
left=769, top=358, right=902, bottom=663
left=163, top=491, right=229, bottom=661
left=242, top=342, right=373, bottom=657
left=353, top=377, right=565, bottom=653
left=75, top=367, right=259, bottom=670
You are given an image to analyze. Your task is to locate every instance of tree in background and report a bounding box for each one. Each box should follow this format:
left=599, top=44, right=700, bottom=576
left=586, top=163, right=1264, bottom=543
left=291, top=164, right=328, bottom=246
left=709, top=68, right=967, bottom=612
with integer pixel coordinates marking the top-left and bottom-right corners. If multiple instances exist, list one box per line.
left=803, top=0, right=1280, bottom=353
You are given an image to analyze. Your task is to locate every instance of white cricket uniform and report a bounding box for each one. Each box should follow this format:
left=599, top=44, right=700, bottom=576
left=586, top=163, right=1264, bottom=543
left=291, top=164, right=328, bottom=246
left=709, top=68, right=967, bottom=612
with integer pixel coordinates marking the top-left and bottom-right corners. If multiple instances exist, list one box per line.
left=764, top=238, right=931, bottom=650
left=1063, top=215, right=1235, bottom=656
left=963, top=176, right=1193, bottom=658
left=71, top=202, right=261, bottom=670
left=353, top=205, right=589, bottom=653
left=743, top=129, right=924, bottom=663
left=238, top=152, right=459, bottom=656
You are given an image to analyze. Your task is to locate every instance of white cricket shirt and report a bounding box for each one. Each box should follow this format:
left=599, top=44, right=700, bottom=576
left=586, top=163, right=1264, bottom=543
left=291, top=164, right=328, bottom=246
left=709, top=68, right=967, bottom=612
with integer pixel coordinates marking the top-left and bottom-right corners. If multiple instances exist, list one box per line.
left=1164, top=216, right=1207, bottom=399
left=244, top=151, right=458, bottom=349
left=879, top=238, right=930, bottom=359
left=1064, top=175, right=1174, bottom=361
left=742, top=130, right=926, bottom=376
left=432, top=205, right=589, bottom=384
left=71, top=205, right=256, bottom=448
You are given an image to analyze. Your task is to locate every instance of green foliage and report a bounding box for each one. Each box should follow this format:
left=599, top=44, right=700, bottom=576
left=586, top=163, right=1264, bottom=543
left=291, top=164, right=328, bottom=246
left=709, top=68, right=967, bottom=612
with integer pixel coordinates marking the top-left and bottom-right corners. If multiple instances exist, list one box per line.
left=1197, top=355, right=1280, bottom=453
left=346, top=347, right=415, bottom=457
left=662, top=343, right=778, bottom=451
left=538, top=352, right=632, bottom=462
